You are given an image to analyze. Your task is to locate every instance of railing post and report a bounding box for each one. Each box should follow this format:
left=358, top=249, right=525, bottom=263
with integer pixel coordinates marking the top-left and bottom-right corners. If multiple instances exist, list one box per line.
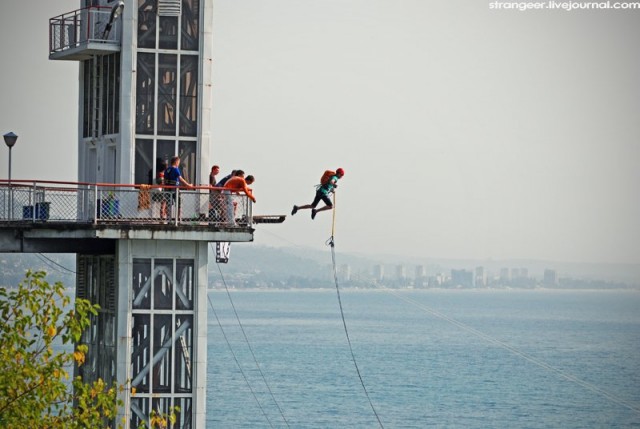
left=175, top=188, right=180, bottom=226
left=93, top=184, right=98, bottom=225
left=73, top=13, right=78, bottom=48
left=32, top=182, right=37, bottom=222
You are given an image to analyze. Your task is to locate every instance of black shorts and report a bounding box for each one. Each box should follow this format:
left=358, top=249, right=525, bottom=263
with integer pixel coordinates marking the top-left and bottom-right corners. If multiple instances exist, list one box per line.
left=151, top=191, right=165, bottom=202
left=311, top=191, right=333, bottom=208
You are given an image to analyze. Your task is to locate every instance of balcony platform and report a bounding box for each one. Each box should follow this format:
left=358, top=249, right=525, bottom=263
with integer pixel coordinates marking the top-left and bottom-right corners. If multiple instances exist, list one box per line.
left=49, top=41, right=121, bottom=61
left=0, top=180, right=257, bottom=254
left=49, top=6, right=122, bottom=61
left=0, top=222, right=253, bottom=254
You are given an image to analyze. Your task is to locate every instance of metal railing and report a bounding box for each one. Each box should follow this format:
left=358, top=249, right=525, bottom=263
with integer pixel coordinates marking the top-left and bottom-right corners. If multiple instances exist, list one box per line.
left=0, top=180, right=252, bottom=229
left=49, top=6, right=121, bottom=55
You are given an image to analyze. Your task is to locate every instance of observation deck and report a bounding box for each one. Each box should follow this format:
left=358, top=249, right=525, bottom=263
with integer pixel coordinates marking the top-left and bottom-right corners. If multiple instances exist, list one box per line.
left=0, top=180, right=256, bottom=254
left=49, top=6, right=122, bottom=61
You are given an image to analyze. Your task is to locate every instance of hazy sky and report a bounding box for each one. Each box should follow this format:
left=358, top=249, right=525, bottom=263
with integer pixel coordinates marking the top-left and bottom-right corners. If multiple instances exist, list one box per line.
left=1, top=0, right=638, bottom=265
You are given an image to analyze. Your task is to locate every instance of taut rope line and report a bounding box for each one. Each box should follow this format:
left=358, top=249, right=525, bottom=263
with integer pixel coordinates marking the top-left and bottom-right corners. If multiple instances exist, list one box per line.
left=384, top=288, right=640, bottom=415
left=206, top=293, right=275, bottom=428
left=215, top=260, right=291, bottom=428
left=327, top=192, right=385, bottom=429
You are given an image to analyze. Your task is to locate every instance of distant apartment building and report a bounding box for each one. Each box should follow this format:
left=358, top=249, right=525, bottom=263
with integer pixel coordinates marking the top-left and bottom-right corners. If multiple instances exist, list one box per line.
left=373, top=264, right=384, bottom=282
left=451, top=269, right=474, bottom=288
left=544, top=269, right=558, bottom=286
left=339, top=264, right=351, bottom=282
left=414, top=265, right=427, bottom=287
left=500, top=268, right=510, bottom=283
left=415, top=265, right=426, bottom=279
left=396, top=265, right=406, bottom=280
left=428, top=273, right=445, bottom=287
left=474, top=266, right=486, bottom=287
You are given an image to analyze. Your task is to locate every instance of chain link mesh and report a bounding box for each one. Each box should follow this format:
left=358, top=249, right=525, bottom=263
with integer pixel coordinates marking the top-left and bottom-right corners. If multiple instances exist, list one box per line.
left=0, top=183, right=252, bottom=228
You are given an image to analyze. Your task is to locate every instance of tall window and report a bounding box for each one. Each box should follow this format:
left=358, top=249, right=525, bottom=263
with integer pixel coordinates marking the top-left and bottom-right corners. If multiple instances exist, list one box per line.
left=83, top=53, right=121, bottom=138
left=131, top=257, right=194, bottom=429
left=134, top=0, right=200, bottom=185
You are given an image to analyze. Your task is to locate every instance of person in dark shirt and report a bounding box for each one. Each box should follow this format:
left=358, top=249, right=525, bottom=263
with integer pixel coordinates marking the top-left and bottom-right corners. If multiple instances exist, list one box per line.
left=216, top=170, right=238, bottom=187
left=209, top=164, right=220, bottom=187
left=163, top=156, right=192, bottom=220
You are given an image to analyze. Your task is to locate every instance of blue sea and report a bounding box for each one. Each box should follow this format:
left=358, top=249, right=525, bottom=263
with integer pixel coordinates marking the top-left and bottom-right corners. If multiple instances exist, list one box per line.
left=206, top=289, right=640, bottom=429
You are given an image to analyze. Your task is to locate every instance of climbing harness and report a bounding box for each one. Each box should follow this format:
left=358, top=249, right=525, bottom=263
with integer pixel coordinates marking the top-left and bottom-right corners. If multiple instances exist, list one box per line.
left=327, top=193, right=385, bottom=429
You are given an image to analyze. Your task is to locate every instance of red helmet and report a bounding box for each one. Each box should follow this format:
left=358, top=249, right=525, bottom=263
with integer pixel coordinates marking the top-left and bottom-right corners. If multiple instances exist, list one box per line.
left=336, top=168, right=345, bottom=176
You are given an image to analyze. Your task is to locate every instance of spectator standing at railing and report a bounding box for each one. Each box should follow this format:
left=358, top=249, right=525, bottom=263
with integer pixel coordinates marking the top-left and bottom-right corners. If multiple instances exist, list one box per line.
left=163, top=156, right=192, bottom=220
left=215, top=170, right=238, bottom=187
left=223, top=171, right=256, bottom=203
left=208, top=164, right=221, bottom=221
left=223, top=172, right=256, bottom=226
left=209, top=165, right=220, bottom=187
left=154, top=159, right=169, bottom=218
left=164, top=156, right=192, bottom=188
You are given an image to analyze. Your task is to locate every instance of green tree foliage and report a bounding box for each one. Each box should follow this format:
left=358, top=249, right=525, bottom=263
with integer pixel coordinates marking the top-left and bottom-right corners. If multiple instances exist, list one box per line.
left=0, top=271, right=122, bottom=428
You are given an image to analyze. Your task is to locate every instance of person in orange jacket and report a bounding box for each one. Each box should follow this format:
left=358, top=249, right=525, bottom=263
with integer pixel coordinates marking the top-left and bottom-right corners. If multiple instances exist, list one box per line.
left=223, top=170, right=256, bottom=203
left=222, top=170, right=255, bottom=226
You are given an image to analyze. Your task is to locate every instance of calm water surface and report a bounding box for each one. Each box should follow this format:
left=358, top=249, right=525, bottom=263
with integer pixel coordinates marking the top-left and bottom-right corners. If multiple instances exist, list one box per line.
left=206, top=289, right=640, bottom=428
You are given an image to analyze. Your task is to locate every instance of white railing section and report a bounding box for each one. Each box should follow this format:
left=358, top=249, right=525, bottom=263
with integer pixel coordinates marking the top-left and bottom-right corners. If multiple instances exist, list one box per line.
left=0, top=181, right=252, bottom=229
left=49, top=6, right=121, bottom=54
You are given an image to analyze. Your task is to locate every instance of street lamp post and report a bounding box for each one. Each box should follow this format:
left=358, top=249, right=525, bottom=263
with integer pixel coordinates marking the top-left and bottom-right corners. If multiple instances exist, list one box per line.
left=3, top=132, right=18, bottom=220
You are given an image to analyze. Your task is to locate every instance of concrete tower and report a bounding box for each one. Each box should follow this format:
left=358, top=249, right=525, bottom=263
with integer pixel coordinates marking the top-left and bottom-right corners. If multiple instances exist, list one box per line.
left=2, top=1, right=257, bottom=427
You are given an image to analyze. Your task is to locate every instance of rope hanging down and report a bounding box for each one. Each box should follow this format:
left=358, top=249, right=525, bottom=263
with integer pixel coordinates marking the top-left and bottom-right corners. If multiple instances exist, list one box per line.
left=327, top=193, right=385, bottom=429
left=206, top=293, right=275, bottom=428
left=210, top=244, right=291, bottom=428
left=215, top=261, right=291, bottom=428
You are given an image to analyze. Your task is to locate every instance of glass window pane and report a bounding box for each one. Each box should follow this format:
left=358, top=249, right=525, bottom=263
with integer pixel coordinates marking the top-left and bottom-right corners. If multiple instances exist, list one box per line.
left=98, top=55, right=112, bottom=134
left=175, top=397, right=193, bottom=428
left=157, top=54, right=177, bottom=136
left=135, top=139, right=154, bottom=185
left=101, top=55, right=119, bottom=134
left=181, top=0, right=199, bottom=51
left=138, top=0, right=157, bottom=49
left=113, top=54, right=121, bottom=134
left=179, top=54, right=198, bottom=137
left=130, top=397, right=150, bottom=429
left=175, top=259, right=194, bottom=310
left=178, top=141, right=197, bottom=185
left=159, top=16, right=178, bottom=50
left=154, top=258, right=174, bottom=310
left=136, top=53, right=155, bottom=135
left=131, top=313, right=151, bottom=393
left=152, top=314, right=173, bottom=393
left=151, top=398, right=172, bottom=421
left=174, top=314, right=193, bottom=393
left=158, top=140, right=176, bottom=165
left=133, top=258, right=152, bottom=310
left=83, top=60, right=92, bottom=138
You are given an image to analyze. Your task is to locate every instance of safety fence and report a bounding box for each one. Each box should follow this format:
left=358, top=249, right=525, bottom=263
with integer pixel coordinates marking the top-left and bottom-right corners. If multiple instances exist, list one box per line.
left=0, top=181, right=252, bottom=228
left=49, top=6, right=121, bottom=54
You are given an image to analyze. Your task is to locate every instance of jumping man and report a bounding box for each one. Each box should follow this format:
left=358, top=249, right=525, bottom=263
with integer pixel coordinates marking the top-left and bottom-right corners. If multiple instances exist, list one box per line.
left=291, top=168, right=344, bottom=220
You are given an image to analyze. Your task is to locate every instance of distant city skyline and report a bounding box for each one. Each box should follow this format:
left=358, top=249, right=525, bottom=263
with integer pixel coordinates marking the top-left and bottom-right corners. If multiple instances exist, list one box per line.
left=1, top=1, right=639, bottom=265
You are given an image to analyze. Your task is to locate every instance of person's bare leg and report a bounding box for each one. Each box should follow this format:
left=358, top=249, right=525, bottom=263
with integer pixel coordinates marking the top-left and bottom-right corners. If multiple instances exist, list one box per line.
left=292, top=203, right=314, bottom=215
